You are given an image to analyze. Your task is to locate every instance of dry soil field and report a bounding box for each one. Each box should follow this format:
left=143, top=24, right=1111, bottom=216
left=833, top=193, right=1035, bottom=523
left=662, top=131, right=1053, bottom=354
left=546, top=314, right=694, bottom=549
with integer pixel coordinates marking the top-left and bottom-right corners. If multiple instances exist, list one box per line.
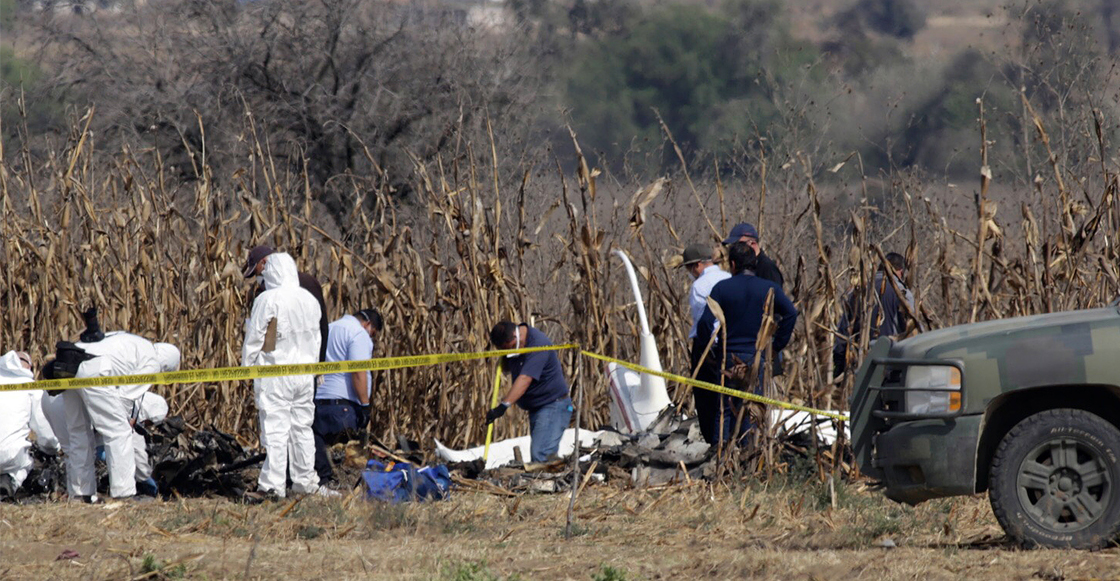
left=2, top=479, right=1118, bottom=580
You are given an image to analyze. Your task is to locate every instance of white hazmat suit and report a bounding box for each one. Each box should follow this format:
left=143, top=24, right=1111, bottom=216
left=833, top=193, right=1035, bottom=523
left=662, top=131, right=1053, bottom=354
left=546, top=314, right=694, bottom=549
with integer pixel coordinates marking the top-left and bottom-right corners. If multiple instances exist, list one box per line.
left=0, top=351, right=55, bottom=491
left=42, top=390, right=172, bottom=484
left=43, top=341, right=179, bottom=491
left=242, top=252, right=323, bottom=497
left=39, top=394, right=69, bottom=457
left=64, top=332, right=161, bottom=498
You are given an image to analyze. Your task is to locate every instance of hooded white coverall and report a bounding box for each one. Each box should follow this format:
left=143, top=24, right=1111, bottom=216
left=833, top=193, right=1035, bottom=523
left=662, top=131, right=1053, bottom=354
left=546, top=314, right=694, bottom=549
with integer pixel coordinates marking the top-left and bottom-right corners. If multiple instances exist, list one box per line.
left=0, top=351, right=53, bottom=489
left=243, top=252, right=323, bottom=496
left=64, top=332, right=161, bottom=498
left=39, top=394, right=69, bottom=456
left=43, top=341, right=179, bottom=491
left=129, top=344, right=179, bottom=482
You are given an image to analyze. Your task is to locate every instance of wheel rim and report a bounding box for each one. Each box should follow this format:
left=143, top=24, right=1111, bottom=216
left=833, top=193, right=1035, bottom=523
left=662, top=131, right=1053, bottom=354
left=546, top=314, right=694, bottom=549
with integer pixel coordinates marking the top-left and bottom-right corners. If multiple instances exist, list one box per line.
left=1016, top=437, right=1112, bottom=533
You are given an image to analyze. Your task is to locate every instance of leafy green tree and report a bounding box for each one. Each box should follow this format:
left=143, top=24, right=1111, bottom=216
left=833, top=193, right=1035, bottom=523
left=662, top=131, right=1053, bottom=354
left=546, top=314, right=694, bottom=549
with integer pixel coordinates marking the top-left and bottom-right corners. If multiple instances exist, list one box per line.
left=1, top=45, right=62, bottom=146
left=565, top=0, right=816, bottom=168
left=882, top=49, right=1016, bottom=175
left=837, top=0, right=926, bottom=40
left=0, top=0, right=15, bottom=34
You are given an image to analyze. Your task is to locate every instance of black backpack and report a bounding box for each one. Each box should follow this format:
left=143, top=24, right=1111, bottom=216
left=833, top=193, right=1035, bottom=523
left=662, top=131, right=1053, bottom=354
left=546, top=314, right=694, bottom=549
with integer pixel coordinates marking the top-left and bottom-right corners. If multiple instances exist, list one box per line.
left=50, top=341, right=96, bottom=378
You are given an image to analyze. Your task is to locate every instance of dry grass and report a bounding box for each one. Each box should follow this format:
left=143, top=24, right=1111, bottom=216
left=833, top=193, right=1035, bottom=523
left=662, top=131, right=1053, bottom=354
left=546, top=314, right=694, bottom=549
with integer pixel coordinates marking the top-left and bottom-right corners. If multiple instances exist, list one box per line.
left=2, top=92, right=1119, bottom=468
left=0, top=480, right=1116, bottom=580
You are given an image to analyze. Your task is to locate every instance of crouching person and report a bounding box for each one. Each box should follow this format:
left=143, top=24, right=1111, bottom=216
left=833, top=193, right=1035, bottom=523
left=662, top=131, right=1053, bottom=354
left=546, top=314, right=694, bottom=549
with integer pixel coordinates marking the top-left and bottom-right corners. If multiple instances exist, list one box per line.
left=314, top=309, right=382, bottom=486
left=486, top=322, right=573, bottom=463
left=0, top=351, right=56, bottom=499
left=43, top=329, right=179, bottom=503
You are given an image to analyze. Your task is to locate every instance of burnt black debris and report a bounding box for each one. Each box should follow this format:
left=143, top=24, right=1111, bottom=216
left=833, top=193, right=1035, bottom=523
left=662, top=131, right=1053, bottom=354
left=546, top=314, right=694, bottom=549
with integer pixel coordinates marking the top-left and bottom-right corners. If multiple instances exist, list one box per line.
left=9, top=447, right=66, bottom=503
left=148, top=417, right=263, bottom=499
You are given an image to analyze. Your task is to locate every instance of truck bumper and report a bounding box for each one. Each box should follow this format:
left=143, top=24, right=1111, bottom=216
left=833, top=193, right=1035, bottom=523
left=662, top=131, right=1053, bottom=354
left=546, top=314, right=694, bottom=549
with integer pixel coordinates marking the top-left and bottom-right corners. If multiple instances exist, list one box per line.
left=874, top=414, right=983, bottom=505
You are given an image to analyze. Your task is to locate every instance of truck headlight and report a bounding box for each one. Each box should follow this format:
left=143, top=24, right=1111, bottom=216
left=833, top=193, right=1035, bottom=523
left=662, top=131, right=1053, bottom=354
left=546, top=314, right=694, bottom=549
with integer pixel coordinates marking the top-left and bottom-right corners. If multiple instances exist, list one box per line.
left=904, top=365, right=962, bottom=414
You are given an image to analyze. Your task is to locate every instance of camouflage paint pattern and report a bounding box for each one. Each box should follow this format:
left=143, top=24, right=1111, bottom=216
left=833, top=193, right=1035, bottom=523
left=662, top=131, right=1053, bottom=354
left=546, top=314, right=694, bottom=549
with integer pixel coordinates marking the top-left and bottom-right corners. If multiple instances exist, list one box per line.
left=851, top=307, right=1120, bottom=501
left=896, top=307, right=1120, bottom=412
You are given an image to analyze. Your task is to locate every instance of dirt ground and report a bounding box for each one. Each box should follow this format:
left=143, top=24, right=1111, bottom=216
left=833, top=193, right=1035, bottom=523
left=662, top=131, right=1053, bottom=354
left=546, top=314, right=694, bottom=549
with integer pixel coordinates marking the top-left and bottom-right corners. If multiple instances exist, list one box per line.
left=1, top=478, right=1118, bottom=581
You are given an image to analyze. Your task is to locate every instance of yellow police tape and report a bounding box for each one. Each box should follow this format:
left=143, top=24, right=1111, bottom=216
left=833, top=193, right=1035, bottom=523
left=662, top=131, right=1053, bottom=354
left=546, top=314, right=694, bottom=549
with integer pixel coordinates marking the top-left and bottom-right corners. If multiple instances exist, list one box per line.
left=0, top=344, right=578, bottom=393
left=1, top=342, right=848, bottom=422
left=579, top=350, right=850, bottom=422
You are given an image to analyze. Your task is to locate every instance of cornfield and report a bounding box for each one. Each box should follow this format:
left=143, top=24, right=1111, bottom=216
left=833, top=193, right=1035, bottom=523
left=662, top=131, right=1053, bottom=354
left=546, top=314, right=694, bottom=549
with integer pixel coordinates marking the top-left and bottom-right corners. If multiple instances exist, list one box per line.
left=2, top=99, right=1119, bottom=460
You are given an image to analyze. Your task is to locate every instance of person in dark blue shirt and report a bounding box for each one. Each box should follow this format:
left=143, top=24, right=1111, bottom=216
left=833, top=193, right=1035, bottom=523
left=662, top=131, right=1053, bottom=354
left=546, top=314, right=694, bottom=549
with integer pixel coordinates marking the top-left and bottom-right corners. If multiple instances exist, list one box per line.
left=833, top=252, right=914, bottom=374
left=486, top=322, right=572, bottom=462
left=694, top=242, right=799, bottom=446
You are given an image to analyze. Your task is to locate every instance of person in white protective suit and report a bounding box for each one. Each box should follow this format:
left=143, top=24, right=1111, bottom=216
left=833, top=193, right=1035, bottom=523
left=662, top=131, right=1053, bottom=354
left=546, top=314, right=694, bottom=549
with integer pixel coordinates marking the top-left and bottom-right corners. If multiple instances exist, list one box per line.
left=242, top=251, right=333, bottom=498
left=41, top=342, right=179, bottom=498
left=39, top=394, right=69, bottom=460
left=58, top=332, right=169, bottom=501
left=0, top=351, right=57, bottom=498
left=40, top=391, right=172, bottom=493
left=130, top=344, right=179, bottom=493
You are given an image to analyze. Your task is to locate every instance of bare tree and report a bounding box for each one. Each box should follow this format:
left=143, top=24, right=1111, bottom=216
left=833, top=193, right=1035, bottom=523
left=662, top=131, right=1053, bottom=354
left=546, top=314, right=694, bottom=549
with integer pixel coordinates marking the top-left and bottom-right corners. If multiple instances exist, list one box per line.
left=24, top=0, right=543, bottom=218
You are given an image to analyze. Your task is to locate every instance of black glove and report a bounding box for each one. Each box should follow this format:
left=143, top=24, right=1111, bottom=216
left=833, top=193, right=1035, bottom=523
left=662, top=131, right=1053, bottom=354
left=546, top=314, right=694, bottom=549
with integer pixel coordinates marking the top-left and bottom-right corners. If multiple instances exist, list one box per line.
left=356, top=405, right=371, bottom=430
left=486, top=403, right=509, bottom=424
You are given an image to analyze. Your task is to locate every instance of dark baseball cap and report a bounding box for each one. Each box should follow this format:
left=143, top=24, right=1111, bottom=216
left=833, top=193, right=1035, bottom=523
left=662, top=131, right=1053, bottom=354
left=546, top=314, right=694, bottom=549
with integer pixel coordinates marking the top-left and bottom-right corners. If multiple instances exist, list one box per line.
left=722, top=223, right=759, bottom=245
left=243, top=245, right=275, bottom=278
left=679, top=244, right=712, bottom=267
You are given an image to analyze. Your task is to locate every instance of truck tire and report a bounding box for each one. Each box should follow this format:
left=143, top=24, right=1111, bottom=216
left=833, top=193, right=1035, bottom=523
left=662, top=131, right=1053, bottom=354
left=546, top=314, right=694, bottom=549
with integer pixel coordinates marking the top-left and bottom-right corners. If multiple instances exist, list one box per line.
left=989, top=408, right=1120, bottom=549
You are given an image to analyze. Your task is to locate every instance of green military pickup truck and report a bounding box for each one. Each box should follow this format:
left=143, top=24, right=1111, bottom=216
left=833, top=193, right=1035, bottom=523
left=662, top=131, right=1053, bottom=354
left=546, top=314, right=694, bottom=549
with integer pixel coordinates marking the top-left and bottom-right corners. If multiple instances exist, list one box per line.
left=851, top=307, right=1120, bottom=549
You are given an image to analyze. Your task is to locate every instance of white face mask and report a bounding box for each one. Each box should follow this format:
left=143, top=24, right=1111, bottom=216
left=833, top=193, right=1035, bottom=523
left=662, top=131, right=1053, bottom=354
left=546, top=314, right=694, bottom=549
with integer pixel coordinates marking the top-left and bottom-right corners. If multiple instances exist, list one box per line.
left=505, top=331, right=521, bottom=358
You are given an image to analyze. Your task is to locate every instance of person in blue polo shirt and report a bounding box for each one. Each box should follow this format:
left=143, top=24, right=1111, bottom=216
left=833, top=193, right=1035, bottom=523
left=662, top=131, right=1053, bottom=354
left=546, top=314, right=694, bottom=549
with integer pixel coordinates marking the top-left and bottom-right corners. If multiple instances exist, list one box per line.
left=313, top=308, right=382, bottom=484
left=486, top=322, right=573, bottom=463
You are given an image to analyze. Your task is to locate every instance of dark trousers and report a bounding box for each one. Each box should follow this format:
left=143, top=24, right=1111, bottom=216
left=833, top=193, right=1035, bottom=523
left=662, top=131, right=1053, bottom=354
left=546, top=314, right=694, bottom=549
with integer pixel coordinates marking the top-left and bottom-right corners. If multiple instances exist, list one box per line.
left=693, top=386, right=720, bottom=445
left=312, top=400, right=361, bottom=482
left=692, top=337, right=726, bottom=446
left=691, top=340, right=757, bottom=447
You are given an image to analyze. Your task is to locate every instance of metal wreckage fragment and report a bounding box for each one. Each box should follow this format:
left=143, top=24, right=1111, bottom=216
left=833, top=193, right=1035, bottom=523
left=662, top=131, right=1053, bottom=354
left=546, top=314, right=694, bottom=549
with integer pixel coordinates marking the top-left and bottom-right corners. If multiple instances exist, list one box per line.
left=446, top=411, right=848, bottom=493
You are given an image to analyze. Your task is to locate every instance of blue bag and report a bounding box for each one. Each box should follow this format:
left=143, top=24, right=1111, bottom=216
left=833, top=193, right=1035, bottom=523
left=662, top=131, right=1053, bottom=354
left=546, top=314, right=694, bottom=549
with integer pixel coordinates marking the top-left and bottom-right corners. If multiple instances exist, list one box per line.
left=361, top=460, right=451, bottom=503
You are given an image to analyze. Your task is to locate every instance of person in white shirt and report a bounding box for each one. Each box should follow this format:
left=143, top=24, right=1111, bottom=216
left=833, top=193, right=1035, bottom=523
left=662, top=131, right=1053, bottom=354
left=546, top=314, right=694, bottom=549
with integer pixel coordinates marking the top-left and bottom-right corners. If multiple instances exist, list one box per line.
left=679, top=243, right=731, bottom=445
left=313, top=309, right=381, bottom=485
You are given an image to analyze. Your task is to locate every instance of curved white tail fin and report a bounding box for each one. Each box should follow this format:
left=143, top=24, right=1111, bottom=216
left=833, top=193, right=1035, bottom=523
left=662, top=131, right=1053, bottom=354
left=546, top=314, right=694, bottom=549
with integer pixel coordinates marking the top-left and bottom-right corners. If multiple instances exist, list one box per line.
left=609, top=250, right=671, bottom=432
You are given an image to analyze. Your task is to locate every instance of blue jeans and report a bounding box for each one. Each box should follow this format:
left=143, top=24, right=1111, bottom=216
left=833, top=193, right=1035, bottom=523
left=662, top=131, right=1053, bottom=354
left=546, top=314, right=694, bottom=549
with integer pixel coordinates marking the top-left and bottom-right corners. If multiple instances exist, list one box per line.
left=312, top=401, right=361, bottom=482
left=527, top=397, right=573, bottom=462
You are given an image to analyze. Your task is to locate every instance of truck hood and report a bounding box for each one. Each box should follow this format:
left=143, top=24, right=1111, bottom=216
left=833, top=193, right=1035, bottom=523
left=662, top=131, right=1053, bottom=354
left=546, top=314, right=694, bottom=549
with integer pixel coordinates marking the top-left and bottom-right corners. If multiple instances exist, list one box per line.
left=893, top=307, right=1120, bottom=358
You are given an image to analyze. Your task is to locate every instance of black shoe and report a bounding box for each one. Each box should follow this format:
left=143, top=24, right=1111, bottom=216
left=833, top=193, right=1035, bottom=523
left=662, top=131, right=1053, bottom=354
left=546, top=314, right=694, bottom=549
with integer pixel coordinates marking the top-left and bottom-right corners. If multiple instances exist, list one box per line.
left=0, top=474, right=15, bottom=500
